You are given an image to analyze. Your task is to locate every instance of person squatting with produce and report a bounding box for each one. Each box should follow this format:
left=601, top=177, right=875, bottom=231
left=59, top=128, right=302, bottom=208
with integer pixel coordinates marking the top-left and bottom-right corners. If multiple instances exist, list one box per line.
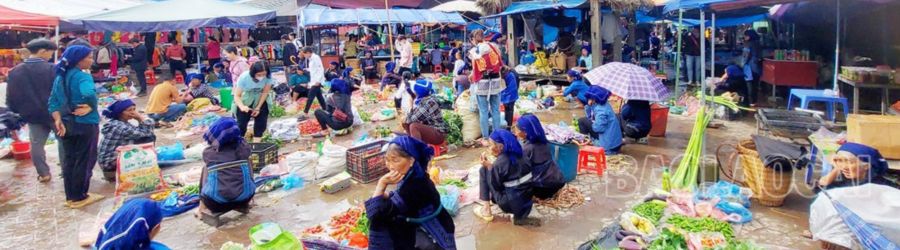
left=185, top=73, right=219, bottom=105
left=94, top=198, right=170, bottom=250
left=233, top=61, right=274, bottom=140
left=98, top=99, right=157, bottom=182
left=288, top=66, right=310, bottom=102
left=817, top=143, right=892, bottom=189
left=620, top=100, right=651, bottom=144
left=515, top=114, right=565, bottom=199
left=198, top=117, right=254, bottom=215
left=144, top=79, right=186, bottom=127
left=467, top=29, right=505, bottom=143
left=365, top=136, right=456, bottom=250
left=577, top=86, right=623, bottom=154
left=403, top=78, right=449, bottom=145
left=474, top=130, right=540, bottom=226
left=312, top=79, right=354, bottom=136
left=555, top=69, right=590, bottom=105
left=48, top=45, right=105, bottom=208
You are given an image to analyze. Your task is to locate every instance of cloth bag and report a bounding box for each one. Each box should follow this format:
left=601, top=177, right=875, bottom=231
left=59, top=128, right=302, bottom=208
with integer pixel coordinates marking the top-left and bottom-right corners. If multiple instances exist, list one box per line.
left=454, top=90, right=481, bottom=142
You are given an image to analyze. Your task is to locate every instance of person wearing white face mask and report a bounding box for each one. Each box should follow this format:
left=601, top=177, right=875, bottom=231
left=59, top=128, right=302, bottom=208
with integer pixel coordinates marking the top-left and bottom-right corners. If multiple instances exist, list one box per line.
left=233, top=61, right=274, bottom=140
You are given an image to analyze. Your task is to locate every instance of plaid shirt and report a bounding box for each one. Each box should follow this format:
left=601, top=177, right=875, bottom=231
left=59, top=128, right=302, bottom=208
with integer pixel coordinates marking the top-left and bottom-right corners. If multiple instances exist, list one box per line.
left=98, top=119, right=156, bottom=172
left=405, top=96, right=449, bottom=134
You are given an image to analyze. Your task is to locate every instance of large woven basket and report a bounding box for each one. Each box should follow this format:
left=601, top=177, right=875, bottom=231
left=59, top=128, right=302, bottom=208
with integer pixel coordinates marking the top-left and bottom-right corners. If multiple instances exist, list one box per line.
left=738, top=140, right=793, bottom=207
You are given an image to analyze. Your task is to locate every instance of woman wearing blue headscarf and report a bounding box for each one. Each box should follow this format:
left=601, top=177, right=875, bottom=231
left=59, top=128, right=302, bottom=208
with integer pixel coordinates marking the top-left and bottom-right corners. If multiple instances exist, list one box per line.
left=184, top=73, right=219, bottom=105
left=818, top=143, right=893, bottom=189
left=94, top=198, right=169, bottom=250
left=554, top=70, right=590, bottom=106
left=199, top=117, right=253, bottom=214
left=98, top=99, right=156, bottom=182
left=576, top=86, right=623, bottom=154
left=48, top=45, right=104, bottom=208
left=475, top=130, right=539, bottom=226
left=403, top=79, right=449, bottom=145
left=366, top=136, right=456, bottom=250
left=515, top=114, right=564, bottom=199
left=312, top=79, right=354, bottom=136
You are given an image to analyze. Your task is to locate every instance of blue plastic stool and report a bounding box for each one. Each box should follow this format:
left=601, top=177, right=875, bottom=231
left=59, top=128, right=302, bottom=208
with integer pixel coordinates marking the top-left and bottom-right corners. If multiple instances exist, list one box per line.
left=786, top=89, right=849, bottom=122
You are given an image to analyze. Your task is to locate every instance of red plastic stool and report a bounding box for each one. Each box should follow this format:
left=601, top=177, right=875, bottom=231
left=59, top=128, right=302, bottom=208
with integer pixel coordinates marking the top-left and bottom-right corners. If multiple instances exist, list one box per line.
left=433, top=64, right=443, bottom=74
left=174, top=73, right=184, bottom=84
left=145, top=69, right=157, bottom=85
left=429, top=141, right=448, bottom=157
left=577, top=146, right=606, bottom=176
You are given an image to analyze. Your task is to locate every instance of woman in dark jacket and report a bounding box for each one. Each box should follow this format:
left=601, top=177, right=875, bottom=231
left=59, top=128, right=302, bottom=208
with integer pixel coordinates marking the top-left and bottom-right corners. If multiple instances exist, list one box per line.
left=313, top=79, right=354, bottom=136
left=620, top=100, right=652, bottom=144
left=360, top=51, right=379, bottom=85
left=198, top=117, right=254, bottom=214
left=474, top=130, right=539, bottom=227
left=403, top=79, right=449, bottom=145
left=366, top=136, right=456, bottom=250
left=515, top=114, right=564, bottom=199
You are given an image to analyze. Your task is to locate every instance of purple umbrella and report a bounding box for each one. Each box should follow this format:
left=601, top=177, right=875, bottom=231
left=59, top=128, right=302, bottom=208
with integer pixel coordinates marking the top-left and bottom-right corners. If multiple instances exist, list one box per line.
left=583, top=62, right=669, bottom=101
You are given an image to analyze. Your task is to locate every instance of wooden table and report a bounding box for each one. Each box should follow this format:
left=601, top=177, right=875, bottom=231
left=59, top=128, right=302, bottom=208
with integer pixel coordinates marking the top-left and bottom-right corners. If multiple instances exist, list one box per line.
left=519, top=74, right=568, bottom=85
left=837, top=76, right=900, bottom=114
left=760, top=59, right=819, bottom=100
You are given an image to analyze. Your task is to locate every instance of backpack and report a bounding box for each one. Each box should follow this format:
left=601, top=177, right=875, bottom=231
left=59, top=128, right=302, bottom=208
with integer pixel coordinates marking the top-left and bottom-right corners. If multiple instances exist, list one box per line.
left=201, top=160, right=255, bottom=204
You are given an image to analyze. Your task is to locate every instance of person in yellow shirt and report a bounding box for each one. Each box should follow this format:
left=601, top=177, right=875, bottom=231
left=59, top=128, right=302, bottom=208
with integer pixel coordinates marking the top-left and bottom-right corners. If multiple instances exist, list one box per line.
left=145, top=80, right=186, bottom=126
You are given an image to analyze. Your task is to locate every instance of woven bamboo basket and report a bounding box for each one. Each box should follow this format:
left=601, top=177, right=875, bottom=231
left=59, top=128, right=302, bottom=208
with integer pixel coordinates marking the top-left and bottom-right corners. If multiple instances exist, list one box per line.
left=738, top=140, right=793, bottom=207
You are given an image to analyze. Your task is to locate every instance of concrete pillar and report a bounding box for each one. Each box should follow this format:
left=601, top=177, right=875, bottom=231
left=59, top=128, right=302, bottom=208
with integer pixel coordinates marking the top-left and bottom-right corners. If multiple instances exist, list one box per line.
left=507, top=16, right=517, bottom=66
left=590, top=0, right=602, bottom=67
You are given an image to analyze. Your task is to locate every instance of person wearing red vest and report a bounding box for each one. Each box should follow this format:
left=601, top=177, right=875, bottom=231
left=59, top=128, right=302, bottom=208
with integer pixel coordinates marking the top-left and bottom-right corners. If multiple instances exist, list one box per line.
left=467, top=29, right=505, bottom=143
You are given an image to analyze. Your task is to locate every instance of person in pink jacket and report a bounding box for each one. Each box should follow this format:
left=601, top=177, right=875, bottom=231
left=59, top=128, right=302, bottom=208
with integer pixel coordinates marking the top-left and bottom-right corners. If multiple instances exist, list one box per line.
left=223, top=45, right=249, bottom=84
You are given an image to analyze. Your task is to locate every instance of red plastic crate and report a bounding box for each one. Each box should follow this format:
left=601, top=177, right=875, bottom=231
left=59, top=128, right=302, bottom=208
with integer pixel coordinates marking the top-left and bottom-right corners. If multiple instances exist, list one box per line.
left=346, top=140, right=389, bottom=183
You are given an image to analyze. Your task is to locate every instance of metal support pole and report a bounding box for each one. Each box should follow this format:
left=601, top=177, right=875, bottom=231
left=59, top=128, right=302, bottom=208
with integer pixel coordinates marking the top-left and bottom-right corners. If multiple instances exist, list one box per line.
left=674, top=9, right=684, bottom=98
left=54, top=26, right=60, bottom=61
left=700, top=11, right=706, bottom=101
left=385, top=0, right=395, bottom=62
left=711, top=12, right=716, bottom=97
left=832, top=0, right=841, bottom=91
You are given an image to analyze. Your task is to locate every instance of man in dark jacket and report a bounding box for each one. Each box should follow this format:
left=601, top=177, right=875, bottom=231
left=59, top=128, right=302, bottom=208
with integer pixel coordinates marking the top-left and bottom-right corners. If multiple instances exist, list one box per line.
left=5, top=38, right=63, bottom=182
left=281, top=34, right=298, bottom=67
left=128, top=38, right=149, bottom=96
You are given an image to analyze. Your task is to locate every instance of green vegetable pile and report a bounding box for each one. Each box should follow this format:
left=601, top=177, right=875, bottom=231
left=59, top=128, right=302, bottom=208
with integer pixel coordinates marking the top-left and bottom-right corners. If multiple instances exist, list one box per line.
left=672, top=106, right=712, bottom=190
left=648, top=227, right=687, bottom=250
left=632, top=200, right=666, bottom=225
left=359, top=110, right=372, bottom=122
left=261, top=132, right=285, bottom=148
left=352, top=211, right=369, bottom=235
left=269, top=104, right=286, bottom=118
left=179, top=184, right=200, bottom=195
left=441, top=110, right=463, bottom=146
left=666, top=215, right=734, bottom=239
left=717, top=240, right=762, bottom=250
left=441, top=178, right=467, bottom=189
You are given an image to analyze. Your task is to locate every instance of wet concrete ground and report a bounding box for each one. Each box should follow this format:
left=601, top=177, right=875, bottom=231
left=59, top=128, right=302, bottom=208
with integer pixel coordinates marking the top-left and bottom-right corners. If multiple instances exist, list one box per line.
left=0, top=85, right=819, bottom=249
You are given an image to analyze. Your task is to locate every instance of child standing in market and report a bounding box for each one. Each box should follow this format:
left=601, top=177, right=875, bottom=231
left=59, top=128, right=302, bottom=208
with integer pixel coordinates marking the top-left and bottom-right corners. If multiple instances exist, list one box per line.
left=500, top=66, right=519, bottom=129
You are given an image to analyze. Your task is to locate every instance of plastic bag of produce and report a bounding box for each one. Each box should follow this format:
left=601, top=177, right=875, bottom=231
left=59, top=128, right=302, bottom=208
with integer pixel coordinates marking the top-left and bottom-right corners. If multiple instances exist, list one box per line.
left=716, top=201, right=752, bottom=224
left=687, top=232, right=727, bottom=250
left=619, top=212, right=657, bottom=237
left=352, top=106, right=363, bottom=126
left=115, top=143, right=168, bottom=196
left=157, top=142, right=185, bottom=161
left=249, top=223, right=303, bottom=250
left=183, top=143, right=207, bottom=161
left=438, top=185, right=461, bottom=216
left=316, top=143, right=347, bottom=179
left=285, top=151, right=319, bottom=180
left=455, top=90, right=481, bottom=142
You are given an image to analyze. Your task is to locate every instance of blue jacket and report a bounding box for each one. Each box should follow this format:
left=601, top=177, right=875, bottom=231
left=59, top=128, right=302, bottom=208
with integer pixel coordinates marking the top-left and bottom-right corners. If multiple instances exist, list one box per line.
left=563, top=80, right=589, bottom=103
left=621, top=100, right=651, bottom=136
left=500, top=71, right=519, bottom=104
left=586, top=103, right=622, bottom=153
left=48, top=69, right=99, bottom=124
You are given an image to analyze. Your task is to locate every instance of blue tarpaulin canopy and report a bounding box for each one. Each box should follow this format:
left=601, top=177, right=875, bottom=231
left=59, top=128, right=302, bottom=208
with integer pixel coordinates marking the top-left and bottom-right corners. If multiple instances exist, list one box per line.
left=70, top=0, right=275, bottom=32
left=482, top=0, right=587, bottom=18
left=637, top=12, right=768, bottom=27
left=663, top=0, right=734, bottom=13
left=298, top=8, right=466, bottom=28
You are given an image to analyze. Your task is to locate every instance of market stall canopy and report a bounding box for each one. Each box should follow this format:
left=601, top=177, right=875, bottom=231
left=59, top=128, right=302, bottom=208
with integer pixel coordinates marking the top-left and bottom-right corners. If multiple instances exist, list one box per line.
left=70, top=0, right=276, bottom=32
left=242, top=0, right=326, bottom=17
left=482, top=0, right=587, bottom=18
left=300, top=0, right=425, bottom=9
left=432, top=0, right=483, bottom=14
left=298, top=8, right=466, bottom=28
left=0, top=5, right=59, bottom=27
left=0, top=0, right=139, bottom=30
left=637, top=12, right=768, bottom=27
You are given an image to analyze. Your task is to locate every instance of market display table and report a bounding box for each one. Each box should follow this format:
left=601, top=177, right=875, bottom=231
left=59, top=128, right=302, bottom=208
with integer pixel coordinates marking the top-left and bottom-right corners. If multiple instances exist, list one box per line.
left=760, top=59, right=818, bottom=99
left=519, top=73, right=568, bottom=85
left=837, top=76, right=900, bottom=114
left=755, top=108, right=827, bottom=140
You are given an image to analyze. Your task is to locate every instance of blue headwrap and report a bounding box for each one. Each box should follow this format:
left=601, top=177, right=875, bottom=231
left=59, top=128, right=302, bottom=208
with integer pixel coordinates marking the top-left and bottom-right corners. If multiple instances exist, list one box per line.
left=213, top=62, right=224, bottom=69
left=341, top=67, right=353, bottom=79
left=186, top=73, right=204, bottom=84
left=102, top=99, right=135, bottom=120
left=567, top=69, right=582, bottom=81
left=516, top=114, right=548, bottom=144
left=490, top=130, right=524, bottom=165
left=584, top=85, right=611, bottom=105
left=329, top=61, right=339, bottom=68
left=94, top=198, right=163, bottom=250
left=837, top=142, right=889, bottom=177
left=389, top=136, right=434, bottom=183
left=203, top=117, right=241, bottom=150
left=582, top=46, right=591, bottom=54
left=330, top=78, right=351, bottom=95
left=413, top=78, right=433, bottom=105
left=386, top=62, right=397, bottom=73
left=55, top=45, right=92, bottom=77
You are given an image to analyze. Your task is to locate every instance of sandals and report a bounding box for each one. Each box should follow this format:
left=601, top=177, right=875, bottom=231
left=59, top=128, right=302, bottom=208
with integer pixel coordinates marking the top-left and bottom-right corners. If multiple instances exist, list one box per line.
left=473, top=205, right=494, bottom=222
left=67, top=193, right=105, bottom=209
left=37, top=175, right=51, bottom=183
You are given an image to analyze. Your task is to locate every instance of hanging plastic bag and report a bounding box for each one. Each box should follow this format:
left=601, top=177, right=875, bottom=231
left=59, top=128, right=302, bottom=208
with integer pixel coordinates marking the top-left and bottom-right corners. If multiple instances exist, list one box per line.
left=248, top=223, right=303, bottom=250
